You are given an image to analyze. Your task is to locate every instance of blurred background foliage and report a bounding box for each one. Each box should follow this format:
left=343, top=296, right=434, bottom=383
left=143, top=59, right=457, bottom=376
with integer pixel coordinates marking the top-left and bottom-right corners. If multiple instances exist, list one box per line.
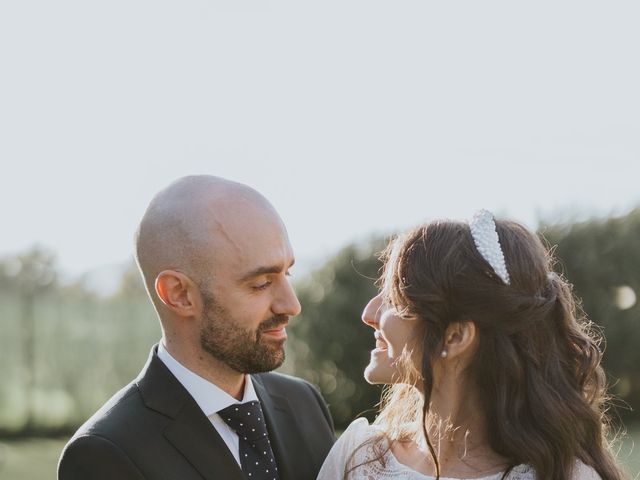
left=0, top=248, right=158, bottom=436
left=0, top=210, right=639, bottom=440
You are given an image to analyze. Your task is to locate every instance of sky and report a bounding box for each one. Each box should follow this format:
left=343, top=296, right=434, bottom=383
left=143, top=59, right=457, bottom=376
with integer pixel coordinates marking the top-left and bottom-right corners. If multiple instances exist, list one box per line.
left=1, top=1, right=639, bottom=282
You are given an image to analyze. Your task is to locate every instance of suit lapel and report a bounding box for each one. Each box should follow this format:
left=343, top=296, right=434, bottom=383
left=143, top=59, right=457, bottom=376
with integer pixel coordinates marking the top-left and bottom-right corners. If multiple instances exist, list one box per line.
left=137, top=346, right=245, bottom=480
left=163, top=404, right=245, bottom=480
left=252, top=376, right=299, bottom=480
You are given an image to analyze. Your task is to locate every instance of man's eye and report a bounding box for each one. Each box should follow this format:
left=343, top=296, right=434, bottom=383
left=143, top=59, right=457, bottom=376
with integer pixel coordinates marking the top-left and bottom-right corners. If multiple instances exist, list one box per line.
left=285, top=270, right=293, bottom=277
left=253, top=281, right=272, bottom=291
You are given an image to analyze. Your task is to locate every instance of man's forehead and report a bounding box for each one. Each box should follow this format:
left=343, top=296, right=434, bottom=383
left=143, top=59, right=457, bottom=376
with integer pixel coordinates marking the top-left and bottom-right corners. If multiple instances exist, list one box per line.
left=209, top=224, right=294, bottom=275
left=207, top=195, right=283, bottom=233
left=234, top=235, right=295, bottom=270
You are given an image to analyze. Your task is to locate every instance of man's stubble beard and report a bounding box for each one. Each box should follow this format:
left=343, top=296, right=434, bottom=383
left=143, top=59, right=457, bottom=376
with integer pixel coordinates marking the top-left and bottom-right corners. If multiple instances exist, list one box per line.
left=199, top=292, right=287, bottom=374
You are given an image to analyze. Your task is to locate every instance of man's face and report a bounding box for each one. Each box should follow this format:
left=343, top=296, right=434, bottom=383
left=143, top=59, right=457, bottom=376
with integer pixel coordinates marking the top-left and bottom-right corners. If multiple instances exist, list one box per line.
left=200, top=291, right=291, bottom=373
left=197, top=209, right=301, bottom=374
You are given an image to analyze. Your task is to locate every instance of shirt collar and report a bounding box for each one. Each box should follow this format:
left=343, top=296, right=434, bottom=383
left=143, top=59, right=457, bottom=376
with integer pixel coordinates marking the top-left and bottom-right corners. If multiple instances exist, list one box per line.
left=157, top=341, right=258, bottom=417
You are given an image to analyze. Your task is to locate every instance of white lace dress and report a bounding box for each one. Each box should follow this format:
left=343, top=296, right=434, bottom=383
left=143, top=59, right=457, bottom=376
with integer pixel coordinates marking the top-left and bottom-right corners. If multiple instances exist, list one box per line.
left=317, top=418, right=601, bottom=480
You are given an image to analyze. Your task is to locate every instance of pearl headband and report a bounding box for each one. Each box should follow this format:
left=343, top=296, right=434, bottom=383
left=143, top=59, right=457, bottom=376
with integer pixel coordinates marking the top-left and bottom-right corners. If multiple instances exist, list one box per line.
left=468, top=210, right=511, bottom=285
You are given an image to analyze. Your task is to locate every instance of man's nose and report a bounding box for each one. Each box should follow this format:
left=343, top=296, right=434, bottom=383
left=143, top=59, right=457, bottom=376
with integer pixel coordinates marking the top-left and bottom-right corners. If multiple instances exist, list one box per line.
left=362, top=293, right=383, bottom=328
left=273, top=278, right=302, bottom=317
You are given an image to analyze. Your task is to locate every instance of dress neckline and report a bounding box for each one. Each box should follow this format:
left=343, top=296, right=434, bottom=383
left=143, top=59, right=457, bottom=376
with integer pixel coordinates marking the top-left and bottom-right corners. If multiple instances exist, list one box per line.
left=385, top=449, right=506, bottom=480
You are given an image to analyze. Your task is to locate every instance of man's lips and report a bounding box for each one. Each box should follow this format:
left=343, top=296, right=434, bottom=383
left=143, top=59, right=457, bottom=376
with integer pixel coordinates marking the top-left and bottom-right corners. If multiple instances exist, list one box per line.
left=261, top=324, right=288, bottom=339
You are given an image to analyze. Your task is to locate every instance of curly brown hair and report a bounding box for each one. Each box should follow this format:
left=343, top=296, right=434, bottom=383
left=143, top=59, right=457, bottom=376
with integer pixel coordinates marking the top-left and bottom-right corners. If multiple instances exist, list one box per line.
left=348, top=218, right=625, bottom=480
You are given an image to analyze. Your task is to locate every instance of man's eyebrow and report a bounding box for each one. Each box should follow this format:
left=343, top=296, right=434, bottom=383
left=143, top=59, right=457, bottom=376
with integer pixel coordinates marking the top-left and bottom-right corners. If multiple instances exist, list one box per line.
left=239, top=259, right=295, bottom=282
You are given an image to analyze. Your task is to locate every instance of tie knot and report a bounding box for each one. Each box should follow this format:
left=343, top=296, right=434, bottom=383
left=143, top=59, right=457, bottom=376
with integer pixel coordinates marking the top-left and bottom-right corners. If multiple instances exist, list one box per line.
left=218, top=401, right=269, bottom=441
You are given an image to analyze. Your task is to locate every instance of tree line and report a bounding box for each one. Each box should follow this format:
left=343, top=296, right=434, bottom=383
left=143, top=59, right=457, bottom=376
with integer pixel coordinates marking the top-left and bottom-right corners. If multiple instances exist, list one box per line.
left=0, top=210, right=638, bottom=435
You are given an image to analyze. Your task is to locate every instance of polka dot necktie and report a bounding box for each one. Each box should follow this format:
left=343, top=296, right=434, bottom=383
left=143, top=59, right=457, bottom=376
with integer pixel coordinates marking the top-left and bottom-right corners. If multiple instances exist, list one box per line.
left=218, top=401, right=280, bottom=480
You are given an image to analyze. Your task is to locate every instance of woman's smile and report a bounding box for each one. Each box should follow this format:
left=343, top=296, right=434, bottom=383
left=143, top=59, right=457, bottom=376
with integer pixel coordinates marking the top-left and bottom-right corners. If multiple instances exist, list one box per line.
left=374, top=330, right=388, bottom=351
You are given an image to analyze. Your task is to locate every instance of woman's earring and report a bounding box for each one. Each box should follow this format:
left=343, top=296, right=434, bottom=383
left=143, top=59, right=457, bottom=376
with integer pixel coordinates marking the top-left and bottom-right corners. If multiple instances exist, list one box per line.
left=440, top=350, right=448, bottom=358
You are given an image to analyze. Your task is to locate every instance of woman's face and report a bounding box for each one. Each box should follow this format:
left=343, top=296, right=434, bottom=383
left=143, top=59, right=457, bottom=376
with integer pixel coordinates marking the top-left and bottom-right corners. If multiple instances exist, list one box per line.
left=362, top=292, right=420, bottom=384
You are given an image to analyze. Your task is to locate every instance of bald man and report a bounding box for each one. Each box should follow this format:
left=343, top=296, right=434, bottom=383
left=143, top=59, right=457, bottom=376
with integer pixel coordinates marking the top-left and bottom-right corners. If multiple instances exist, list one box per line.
left=58, top=176, right=335, bottom=480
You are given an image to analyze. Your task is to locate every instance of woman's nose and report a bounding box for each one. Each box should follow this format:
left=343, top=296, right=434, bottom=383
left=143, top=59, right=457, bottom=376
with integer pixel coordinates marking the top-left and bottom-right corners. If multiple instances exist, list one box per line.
left=362, top=293, right=383, bottom=328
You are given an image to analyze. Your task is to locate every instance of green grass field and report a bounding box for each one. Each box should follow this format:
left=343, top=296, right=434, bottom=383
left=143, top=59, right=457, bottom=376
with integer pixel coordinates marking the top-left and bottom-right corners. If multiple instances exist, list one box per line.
left=0, top=437, right=67, bottom=480
left=1, top=430, right=638, bottom=479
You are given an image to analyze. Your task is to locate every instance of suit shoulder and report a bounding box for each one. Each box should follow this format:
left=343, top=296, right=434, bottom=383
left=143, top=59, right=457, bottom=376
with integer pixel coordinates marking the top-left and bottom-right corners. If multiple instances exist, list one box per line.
left=254, top=372, right=332, bottom=427
left=59, top=433, right=145, bottom=480
left=253, top=371, right=319, bottom=394
left=71, top=380, right=144, bottom=440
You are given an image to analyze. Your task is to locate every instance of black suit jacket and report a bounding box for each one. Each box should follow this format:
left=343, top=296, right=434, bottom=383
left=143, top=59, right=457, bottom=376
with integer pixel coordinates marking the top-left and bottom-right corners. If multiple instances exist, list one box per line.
left=58, top=346, right=336, bottom=480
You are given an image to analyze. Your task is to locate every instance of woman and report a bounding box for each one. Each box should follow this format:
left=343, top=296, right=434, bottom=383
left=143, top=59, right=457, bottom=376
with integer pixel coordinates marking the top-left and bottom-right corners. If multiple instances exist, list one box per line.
left=318, top=211, right=625, bottom=480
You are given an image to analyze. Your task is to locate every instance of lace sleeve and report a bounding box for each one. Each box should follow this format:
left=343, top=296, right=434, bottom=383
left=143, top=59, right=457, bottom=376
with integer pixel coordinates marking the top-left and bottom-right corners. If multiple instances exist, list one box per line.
left=317, top=418, right=372, bottom=480
left=572, top=460, right=602, bottom=480
left=505, top=460, right=602, bottom=480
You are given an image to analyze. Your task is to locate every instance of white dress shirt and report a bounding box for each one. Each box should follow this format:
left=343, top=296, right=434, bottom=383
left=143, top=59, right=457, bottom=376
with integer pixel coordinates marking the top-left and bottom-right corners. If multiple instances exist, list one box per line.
left=157, top=342, right=259, bottom=466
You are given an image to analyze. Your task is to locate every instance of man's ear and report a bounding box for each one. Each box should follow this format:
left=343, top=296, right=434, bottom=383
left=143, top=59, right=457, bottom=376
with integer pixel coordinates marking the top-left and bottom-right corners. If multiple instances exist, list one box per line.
left=155, top=270, right=199, bottom=317
left=442, top=320, right=477, bottom=359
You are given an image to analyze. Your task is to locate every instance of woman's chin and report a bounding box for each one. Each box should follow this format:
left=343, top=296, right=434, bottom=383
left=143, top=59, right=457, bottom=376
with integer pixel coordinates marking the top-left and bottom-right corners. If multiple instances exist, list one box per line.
left=364, top=362, right=393, bottom=385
